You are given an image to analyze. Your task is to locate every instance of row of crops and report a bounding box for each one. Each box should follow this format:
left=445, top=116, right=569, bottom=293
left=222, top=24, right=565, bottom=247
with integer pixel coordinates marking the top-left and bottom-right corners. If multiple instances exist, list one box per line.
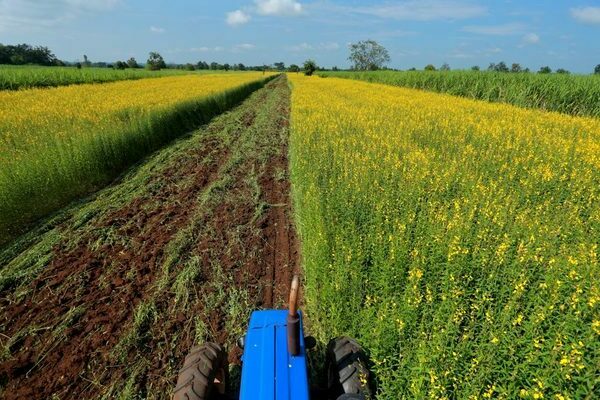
left=1, top=68, right=598, bottom=398
left=289, top=75, right=600, bottom=399
left=0, top=65, right=199, bottom=90
left=0, top=72, right=276, bottom=244
left=320, top=70, right=600, bottom=118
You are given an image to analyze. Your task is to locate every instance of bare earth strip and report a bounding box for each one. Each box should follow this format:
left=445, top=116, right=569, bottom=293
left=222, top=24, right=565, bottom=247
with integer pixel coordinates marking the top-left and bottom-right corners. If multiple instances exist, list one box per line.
left=0, top=76, right=298, bottom=399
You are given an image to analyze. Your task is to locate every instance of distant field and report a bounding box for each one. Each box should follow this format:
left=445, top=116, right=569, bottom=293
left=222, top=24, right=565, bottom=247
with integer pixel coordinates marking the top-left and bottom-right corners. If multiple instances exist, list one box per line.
left=319, top=70, right=600, bottom=117
left=0, top=72, right=275, bottom=244
left=0, top=65, right=201, bottom=90
left=290, top=75, right=600, bottom=399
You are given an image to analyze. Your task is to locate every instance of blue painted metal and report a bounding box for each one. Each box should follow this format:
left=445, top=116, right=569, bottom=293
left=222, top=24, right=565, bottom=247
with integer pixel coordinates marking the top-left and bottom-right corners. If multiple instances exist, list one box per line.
left=239, top=310, right=310, bottom=400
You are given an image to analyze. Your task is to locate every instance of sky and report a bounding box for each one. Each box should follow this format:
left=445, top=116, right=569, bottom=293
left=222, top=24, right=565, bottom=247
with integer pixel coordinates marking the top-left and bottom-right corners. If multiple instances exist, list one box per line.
left=1, top=0, right=599, bottom=73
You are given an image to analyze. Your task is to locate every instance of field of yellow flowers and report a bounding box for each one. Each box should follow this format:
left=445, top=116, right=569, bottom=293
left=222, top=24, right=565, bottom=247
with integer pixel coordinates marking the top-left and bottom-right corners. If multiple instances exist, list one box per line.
left=0, top=72, right=273, bottom=244
left=289, top=75, right=600, bottom=399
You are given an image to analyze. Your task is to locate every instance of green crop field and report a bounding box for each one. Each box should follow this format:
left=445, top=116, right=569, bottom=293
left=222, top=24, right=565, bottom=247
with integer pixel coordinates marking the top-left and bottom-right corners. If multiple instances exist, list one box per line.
left=0, top=65, right=200, bottom=90
left=319, top=70, right=600, bottom=118
left=290, top=74, right=600, bottom=399
left=1, top=37, right=599, bottom=400
left=0, top=72, right=275, bottom=245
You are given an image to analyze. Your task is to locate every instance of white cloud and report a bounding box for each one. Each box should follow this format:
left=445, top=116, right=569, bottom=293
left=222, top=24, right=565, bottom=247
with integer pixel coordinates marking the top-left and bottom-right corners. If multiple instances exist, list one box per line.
left=150, top=26, right=165, bottom=34
left=233, top=43, right=256, bottom=51
left=190, top=46, right=225, bottom=53
left=0, top=0, right=119, bottom=31
left=226, top=9, right=251, bottom=26
left=287, top=42, right=339, bottom=52
left=570, top=7, right=600, bottom=24
left=462, top=22, right=525, bottom=35
left=64, top=0, right=119, bottom=11
left=448, top=45, right=503, bottom=59
left=323, top=42, right=340, bottom=50
left=287, top=42, right=312, bottom=51
left=351, top=1, right=486, bottom=21
left=255, top=0, right=303, bottom=16
left=522, top=33, right=540, bottom=44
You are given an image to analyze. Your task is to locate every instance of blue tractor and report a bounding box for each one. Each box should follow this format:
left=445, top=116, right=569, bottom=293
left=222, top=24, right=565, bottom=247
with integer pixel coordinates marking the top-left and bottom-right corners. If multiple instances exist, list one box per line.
left=173, top=276, right=372, bottom=400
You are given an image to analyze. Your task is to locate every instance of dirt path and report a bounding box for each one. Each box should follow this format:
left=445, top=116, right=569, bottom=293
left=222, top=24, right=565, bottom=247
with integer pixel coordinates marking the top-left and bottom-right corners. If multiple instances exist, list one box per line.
left=0, top=76, right=298, bottom=399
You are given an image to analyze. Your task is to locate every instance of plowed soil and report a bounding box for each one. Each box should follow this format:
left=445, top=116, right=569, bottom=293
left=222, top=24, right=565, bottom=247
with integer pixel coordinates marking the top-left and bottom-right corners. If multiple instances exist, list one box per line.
left=0, top=76, right=298, bottom=399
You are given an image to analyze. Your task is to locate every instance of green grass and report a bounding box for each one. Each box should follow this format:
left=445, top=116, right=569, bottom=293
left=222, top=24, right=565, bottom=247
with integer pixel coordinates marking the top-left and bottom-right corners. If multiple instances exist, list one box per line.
left=319, top=70, right=600, bottom=117
left=0, top=65, right=200, bottom=90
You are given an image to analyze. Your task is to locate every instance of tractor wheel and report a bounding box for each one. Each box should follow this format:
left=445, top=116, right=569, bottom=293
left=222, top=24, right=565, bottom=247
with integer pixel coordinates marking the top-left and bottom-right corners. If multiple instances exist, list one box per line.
left=327, top=336, right=372, bottom=400
left=173, top=342, right=228, bottom=400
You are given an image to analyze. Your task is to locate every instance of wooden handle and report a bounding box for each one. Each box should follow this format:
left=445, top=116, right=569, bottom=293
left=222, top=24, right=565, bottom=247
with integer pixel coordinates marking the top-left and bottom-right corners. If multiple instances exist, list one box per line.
left=289, top=275, right=299, bottom=316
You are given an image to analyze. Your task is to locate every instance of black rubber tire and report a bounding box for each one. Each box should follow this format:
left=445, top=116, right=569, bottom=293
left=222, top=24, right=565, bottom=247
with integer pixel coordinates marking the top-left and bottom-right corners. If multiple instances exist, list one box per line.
left=327, top=336, right=372, bottom=399
left=173, top=342, right=228, bottom=400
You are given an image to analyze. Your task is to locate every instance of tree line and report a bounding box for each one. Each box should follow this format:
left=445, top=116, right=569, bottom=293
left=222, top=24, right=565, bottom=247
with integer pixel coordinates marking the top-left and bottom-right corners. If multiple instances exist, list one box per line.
left=418, top=62, right=576, bottom=74
left=0, top=44, right=291, bottom=72
left=0, top=44, right=64, bottom=66
left=2, top=42, right=599, bottom=75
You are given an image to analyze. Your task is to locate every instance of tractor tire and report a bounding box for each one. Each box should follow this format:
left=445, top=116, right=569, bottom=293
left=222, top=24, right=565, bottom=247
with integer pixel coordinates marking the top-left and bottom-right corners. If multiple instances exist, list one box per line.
left=327, top=336, right=372, bottom=400
left=173, top=342, right=228, bottom=400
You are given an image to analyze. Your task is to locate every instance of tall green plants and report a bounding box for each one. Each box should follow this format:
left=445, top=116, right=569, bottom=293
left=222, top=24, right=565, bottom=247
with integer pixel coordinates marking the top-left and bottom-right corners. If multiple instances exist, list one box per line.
left=319, top=70, right=600, bottom=117
left=0, top=73, right=276, bottom=245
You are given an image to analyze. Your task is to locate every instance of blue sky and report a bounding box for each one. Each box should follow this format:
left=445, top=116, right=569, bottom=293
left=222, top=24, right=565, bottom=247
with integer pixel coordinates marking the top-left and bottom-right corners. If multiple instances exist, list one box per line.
left=1, top=0, right=599, bottom=73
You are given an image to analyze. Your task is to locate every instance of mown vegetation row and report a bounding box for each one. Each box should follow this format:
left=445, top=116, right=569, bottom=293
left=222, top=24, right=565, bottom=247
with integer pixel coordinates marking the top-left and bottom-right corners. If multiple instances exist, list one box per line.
left=319, top=70, right=600, bottom=118
left=0, top=73, right=276, bottom=245
left=289, top=75, right=600, bottom=399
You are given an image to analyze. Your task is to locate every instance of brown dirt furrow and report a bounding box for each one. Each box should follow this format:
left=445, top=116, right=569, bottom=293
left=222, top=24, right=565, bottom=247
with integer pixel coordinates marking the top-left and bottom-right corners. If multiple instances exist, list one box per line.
left=258, top=93, right=299, bottom=308
left=0, top=126, right=233, bottom=400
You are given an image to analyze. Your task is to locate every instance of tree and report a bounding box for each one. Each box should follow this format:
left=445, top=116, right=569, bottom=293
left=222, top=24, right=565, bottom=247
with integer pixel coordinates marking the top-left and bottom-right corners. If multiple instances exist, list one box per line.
left=538, top=66, right=552, bottom=74
left=495, top=62, right=509, bottom=72
left=223, top=63, right=231, bottom=71
left=408, top=67, right=417, bottom=71
left=471, top=65, right=480, bottom=71
left=440, top=63, right=451, bottom=71
left=210, top=62, right=221, bottom=70
left=274, top=62, right=285, bottom=71
left=556, top=68, right=570, bottom=74
left=146, top=52, right=166, bottom=70
left=237, top=63, right=246, bottom=71
left=83, top=54, right=91, bottom=67
left=127, top=57, right=139, bottom=68
left=348, top=40, right=390, bottom=71
left=184, top=63, right=195, bottom=71
left=0, top=43, right=61, bottom=65
left=114, top=61, right=128, bottom=70
left=595, top=64, right=600, bottom=74
left=303, top=59, right=317, bottom=76
left=288, top=64, right=300, bottom=73
left=424, top=64, right=436, bottom=71
left=511, top=63, right=522, bottom=73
